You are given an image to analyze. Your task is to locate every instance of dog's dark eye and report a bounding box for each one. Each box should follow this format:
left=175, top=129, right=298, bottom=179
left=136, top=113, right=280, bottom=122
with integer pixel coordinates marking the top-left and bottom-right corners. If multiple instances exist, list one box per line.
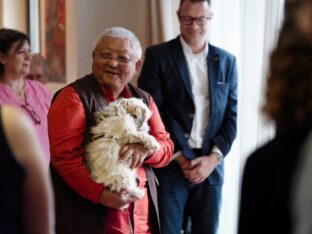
left=131, top=114, right=138, bottom=119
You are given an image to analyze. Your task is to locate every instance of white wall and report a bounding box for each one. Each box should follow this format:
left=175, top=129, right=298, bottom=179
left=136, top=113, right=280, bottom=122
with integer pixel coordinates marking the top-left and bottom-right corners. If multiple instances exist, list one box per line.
left=209, top=1, right=242, bottom=233
left=76, top=0, right=151, bottom=79
left=1, top=0, right=27, bottom=32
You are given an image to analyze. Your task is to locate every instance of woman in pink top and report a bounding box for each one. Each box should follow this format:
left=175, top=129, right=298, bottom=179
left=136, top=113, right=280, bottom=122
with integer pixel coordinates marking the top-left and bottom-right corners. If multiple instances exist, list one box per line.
left=0, top=28, right=52, bottom=164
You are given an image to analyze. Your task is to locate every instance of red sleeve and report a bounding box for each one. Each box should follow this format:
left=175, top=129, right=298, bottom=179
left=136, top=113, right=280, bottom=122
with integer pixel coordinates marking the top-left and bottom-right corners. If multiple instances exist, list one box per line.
left=48, top=86, right=104, bottom=203
left=144, top=96, right=174, bottom=167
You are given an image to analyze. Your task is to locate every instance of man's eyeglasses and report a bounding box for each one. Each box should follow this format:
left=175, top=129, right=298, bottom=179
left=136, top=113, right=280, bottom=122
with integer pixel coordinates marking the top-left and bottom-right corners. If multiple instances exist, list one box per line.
left=179, top=15, right=212, bottom=26
left=21, top=103, right=41, bottom=125
left=95, top=52, right=134, bottom=64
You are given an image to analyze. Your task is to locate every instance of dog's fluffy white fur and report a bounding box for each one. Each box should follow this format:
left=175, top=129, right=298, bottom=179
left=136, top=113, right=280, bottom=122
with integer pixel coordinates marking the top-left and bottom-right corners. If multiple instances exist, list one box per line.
left=86, top=97, right=160, bottom=199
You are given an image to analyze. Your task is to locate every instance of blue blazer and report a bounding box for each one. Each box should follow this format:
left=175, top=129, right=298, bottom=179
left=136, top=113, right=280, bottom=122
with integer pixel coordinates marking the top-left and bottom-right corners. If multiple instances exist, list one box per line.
left=138, top=36, right=237, bottom=185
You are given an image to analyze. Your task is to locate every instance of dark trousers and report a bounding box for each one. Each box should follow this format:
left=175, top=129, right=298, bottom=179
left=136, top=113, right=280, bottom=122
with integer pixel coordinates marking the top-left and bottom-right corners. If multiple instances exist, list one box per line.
left=155, top=160, right=222, bottom=234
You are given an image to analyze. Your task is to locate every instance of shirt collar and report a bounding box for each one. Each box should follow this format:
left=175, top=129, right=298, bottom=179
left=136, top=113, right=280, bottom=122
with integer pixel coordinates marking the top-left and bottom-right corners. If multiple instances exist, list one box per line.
left=180, top=36, right=209, bottom=59
left=100, top=85, right=131, bottom=103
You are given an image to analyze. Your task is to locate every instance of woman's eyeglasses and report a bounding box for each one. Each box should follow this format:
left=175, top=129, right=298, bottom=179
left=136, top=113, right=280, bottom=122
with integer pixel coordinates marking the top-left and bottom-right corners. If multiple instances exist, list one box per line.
left=21, top=103, right=41, bottom=125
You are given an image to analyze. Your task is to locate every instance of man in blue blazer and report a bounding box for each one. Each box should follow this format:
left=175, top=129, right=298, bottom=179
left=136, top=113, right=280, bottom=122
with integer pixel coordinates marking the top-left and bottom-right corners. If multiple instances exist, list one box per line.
left=138, top=0, right=237, bottom=233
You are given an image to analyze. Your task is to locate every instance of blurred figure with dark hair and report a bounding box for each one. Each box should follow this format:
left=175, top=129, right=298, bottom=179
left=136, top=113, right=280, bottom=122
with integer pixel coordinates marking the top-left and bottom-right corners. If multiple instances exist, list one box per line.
left=290, top=0, right=312, bottom=234
left=0, top=28, right=52, bottom=164
left=238, top=0, right=312, bottom=233
left=0, top=105, right=54, bottom=234
left=26, top=53, right=49, bottom=84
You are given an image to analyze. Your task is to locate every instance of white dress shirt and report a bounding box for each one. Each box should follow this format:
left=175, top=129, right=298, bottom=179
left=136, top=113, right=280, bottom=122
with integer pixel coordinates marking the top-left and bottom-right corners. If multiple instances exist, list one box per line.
left=179, top=37, right=223, bottom=158
left=180, top=37, right=209, bottom=149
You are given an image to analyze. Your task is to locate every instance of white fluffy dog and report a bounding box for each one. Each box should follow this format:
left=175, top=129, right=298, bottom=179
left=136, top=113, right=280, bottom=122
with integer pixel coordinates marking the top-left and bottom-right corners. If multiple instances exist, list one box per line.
left=86, top=97, right=160, bottom=199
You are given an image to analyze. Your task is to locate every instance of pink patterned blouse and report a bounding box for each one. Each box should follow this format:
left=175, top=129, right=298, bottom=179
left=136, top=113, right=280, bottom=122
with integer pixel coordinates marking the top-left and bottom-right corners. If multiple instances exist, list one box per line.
left=0, top=79, right=52, bottom=165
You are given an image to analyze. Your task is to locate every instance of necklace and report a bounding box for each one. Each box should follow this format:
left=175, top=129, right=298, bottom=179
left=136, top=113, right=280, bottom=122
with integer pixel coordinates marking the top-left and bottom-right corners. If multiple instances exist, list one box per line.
left=18, top=88, right=24, bottom=97
left=14, top=82, right=25, bottom=101
left=0, top=78, right=25, bottom=100
left=17, top=88, right=26, bottom=102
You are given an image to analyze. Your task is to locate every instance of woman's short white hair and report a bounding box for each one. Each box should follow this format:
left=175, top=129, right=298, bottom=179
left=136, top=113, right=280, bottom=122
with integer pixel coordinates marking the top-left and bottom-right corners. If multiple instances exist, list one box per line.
left=93, top=27, right=142, bottom=59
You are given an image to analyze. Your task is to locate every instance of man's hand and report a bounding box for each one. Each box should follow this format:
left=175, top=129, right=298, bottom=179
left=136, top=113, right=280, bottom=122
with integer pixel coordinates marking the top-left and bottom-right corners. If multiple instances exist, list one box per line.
left=183, top=153, right=219, bottom=184
left=119, top=143, right=154, bottom=169
left=98, top=188, right=139, bottom=210
left=175, top=154, right=191, bottom=170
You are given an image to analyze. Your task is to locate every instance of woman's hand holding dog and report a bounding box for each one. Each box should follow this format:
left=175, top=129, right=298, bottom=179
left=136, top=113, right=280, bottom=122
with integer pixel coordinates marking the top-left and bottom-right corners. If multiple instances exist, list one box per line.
left=119, top=143, right=155, bottom=169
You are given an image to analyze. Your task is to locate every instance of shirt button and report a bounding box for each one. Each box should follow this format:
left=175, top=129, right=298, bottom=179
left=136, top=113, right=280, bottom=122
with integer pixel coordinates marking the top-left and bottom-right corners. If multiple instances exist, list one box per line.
left=184, top=133, right=190, bottom=138
left=188, top=113, right=194, bottom=119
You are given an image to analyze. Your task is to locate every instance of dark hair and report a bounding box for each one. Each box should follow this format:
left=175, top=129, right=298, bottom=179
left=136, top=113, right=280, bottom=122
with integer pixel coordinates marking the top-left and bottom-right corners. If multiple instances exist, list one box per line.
left=179, top=0, right=211, bottom=9
left=262, top=2, right=312, bottom=133
left=284, top=0, right=308, bottom=18
left=0, top=28, right=30, bottom=75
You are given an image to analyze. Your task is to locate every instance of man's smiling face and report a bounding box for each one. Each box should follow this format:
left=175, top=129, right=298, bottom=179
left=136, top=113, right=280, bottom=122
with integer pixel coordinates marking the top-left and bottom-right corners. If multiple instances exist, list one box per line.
left=92, top=37, right=140, bottom=97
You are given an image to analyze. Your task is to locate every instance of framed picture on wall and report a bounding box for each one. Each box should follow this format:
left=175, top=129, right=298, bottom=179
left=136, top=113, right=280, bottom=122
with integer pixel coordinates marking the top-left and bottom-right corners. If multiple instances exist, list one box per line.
left=29, top=0, right=77, bottom=93
left=39, top=0, right=66, bottom=83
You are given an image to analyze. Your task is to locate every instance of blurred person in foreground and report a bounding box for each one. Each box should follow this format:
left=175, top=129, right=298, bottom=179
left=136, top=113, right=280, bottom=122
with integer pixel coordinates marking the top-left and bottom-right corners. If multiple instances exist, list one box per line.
left=26, top=53, right=49, bottom=84
left=238, top=0, right=312, bottom=233
left=0, top=105, right=54, bottom=234
left=0, top=28, right=52, bottom=164
left=290, top=0, right=312, bottom=234
left=48, top=26, right=173, bottom=234
left=138, top=0, right=238, bottom=233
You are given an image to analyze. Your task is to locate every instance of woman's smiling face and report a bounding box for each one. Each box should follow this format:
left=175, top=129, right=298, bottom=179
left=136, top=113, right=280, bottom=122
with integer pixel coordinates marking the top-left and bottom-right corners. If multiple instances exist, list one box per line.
left=1, top=40, right=32, bottom=79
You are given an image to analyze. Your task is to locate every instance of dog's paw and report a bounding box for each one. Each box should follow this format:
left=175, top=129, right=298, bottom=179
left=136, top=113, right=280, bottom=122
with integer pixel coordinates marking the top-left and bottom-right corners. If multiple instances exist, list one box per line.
left=142, top=135, right=160, bottom=151
left=129, top=188, right=145, bottom=200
